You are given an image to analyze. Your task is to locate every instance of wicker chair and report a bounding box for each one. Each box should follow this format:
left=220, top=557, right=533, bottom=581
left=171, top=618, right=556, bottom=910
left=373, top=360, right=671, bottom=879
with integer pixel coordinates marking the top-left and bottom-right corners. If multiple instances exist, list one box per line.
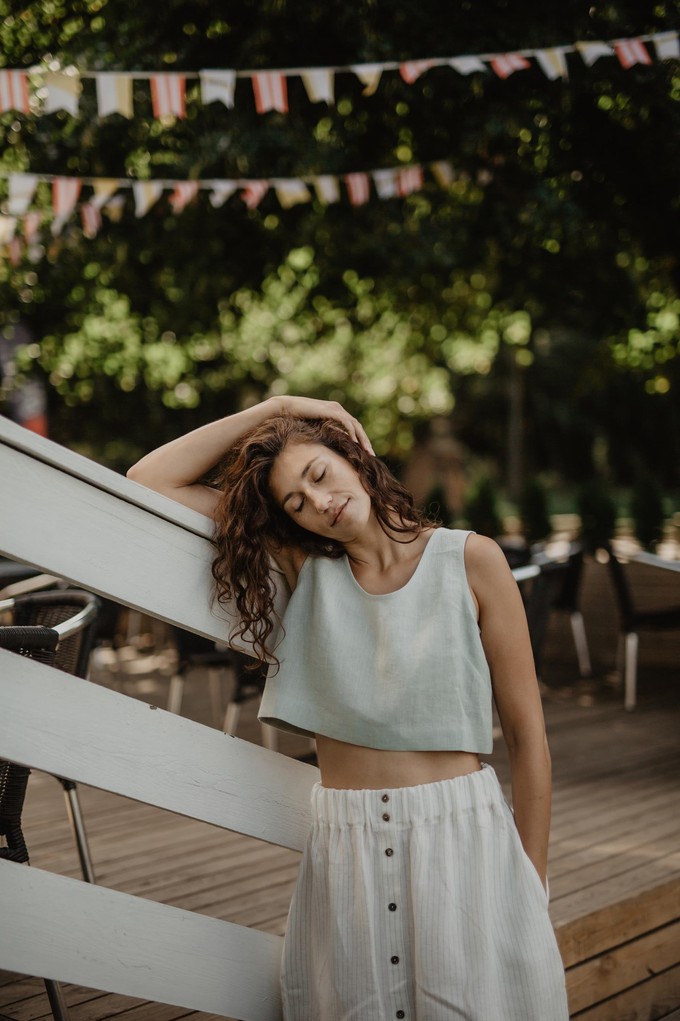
left=0, top=590, right=101, bottom=882
left=0, top=624, right=70, bottom=1021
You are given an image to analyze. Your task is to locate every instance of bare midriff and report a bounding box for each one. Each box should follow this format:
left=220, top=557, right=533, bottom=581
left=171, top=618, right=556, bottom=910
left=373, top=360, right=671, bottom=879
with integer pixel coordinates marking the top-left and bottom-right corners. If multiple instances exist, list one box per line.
left=315, top=734, right=482, bottom=790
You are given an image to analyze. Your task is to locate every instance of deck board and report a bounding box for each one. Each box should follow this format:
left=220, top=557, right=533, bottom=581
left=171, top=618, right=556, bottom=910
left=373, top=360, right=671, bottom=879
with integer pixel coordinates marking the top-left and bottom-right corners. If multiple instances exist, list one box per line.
left=1, top=553, right=679, bottom=1019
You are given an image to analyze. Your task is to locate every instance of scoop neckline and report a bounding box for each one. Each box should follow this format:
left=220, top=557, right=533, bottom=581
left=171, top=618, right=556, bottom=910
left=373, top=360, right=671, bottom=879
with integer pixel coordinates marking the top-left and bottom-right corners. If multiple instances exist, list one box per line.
left=342, top=527, right=441, bottom=598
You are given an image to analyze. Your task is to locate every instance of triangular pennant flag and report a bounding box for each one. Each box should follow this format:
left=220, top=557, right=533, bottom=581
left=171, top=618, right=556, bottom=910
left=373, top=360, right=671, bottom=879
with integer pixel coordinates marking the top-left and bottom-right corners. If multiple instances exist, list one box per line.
left=397, top=166, right=424, bottom=197
left=252, top=72, right=288, bottom=114
left=241, top=181, right=269, bottom=209
left=43, top=70, right=81, bottom=115
left=52, top=177, right=82, bottom=217
left=92, top=179, right=119, bottom=208
left=575, top=41, right=614, bottom=66
left=209, top=181, right=237, bottom=208
left=8, top=235, right=22, bottom=266
left=399, top=60, right=435, bottom=84
left=104, top=195, right=126, bottom=222
left=0, top=216, right=18, bottom=245
left=273, top=179, right=311, bottom=208
left=489, top=53, right=532, bottom=78
left=300, top=69, right=335, bottom=105
left=449, top=56, right=487, bottom=75
left=344, top=172, right=370, bottom=207
left=169, top=181, right=200, bottom=214
left=534, top=48, right=569, bottom=80
left=314, top=176, right=340, bottom=204
left=23, top=210, right=42, bottom=244
left=81, top=202, right=102, bottom=238
left=95, top=73, right=133, bottom=118
left=8, top=174, right=38, bottom=216
left=0, top=70, right=30, bottom=114
left=652, top=31, right=680, bottom=60
left=614, top=39, right=652, bottom=69
left=150, top=75, right=186, bottom=118
left=199, top=69, right=236, bottom=108
left=133, top=181, right=163, bottom=217
left=372, top=168, right=399, bottom=200
left=430, top=161, right=455, bottom=187
left=351, top=63, right=383, bottom=96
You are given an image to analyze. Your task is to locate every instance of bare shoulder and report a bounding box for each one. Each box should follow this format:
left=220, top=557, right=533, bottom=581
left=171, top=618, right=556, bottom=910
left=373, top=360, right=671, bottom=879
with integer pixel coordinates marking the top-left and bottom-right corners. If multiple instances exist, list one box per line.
left=270, top=544, right=308, bottom=593
left=463, top=533, right=515, bottom=591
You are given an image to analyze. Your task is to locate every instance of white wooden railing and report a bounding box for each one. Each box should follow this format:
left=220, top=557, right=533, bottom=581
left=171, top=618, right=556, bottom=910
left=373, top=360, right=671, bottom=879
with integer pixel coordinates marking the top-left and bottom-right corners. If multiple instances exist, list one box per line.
left=0, top=415, right=319, bottom=1021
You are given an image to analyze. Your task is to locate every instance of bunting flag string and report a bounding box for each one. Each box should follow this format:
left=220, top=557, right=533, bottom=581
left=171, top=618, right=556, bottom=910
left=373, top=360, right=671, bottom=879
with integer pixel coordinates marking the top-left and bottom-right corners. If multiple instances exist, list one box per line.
left=1, top=30, right=676, bottom=119
left=0, top=157, right=478, bottom=256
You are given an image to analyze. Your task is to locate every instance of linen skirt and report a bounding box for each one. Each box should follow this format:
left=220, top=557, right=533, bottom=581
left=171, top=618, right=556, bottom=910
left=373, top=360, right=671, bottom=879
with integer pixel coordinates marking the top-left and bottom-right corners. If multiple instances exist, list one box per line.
left=281, top=762, right=569, bottom=1021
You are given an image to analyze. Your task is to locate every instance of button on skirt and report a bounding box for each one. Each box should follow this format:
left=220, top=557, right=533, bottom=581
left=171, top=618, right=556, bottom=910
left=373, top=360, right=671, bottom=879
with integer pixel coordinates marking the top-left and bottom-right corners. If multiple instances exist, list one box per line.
left=281, top=762, right=569, bottom=1021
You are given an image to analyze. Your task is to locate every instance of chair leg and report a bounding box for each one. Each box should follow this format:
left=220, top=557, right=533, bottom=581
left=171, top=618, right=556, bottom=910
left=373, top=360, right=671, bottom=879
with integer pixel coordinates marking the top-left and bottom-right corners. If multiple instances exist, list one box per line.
left=44, top=978, right=70, bottom=1021
left=167, top=673, right=184, bottom=715
left=61, top=780, right=96, bottom=884
left=570, top=611, right=592, bottom=678
left=208, top=668, right=224, bottom=729
left=223, top=701, right=241, bottom=736
left=624, top=632, right=639, bottom=711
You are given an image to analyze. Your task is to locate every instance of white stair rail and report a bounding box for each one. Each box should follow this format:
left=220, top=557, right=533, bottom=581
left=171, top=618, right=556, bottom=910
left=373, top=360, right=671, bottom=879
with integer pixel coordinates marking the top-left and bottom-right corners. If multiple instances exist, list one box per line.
left=0, top=416, right=317, bottom=1021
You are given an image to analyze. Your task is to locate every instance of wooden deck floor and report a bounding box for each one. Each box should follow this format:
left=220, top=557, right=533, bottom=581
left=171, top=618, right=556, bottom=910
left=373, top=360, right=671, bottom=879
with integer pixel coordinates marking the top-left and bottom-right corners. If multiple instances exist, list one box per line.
left=1, top=554, right=679, bottom=1020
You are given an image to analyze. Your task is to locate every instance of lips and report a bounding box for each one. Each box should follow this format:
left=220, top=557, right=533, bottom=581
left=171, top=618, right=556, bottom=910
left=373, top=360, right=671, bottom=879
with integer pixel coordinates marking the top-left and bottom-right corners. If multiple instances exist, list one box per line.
left=332, top=499, right=349, bottom=527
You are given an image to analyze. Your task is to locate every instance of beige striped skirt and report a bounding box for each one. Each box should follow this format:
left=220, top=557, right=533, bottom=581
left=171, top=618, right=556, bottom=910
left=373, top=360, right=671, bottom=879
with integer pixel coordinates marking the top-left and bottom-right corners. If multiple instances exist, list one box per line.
left=281, top=762, right=569, bottom=1020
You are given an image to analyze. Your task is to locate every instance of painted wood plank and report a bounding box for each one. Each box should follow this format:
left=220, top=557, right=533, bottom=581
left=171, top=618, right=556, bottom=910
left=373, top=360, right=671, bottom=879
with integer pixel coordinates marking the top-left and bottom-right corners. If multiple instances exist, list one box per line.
left=0, top=861, right=283, bottom=1021
left=0, top=414, right=211, bottom=538
left=0, top=443, right=289, bottom=652
left=566, top=920, right=680, bottom=1013
left=0, top=650, right=317, bottom=851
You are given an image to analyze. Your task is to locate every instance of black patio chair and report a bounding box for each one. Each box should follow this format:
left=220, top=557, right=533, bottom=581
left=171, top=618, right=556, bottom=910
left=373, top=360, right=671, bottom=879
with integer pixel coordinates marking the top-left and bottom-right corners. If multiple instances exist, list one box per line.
left=0, top=590, right=101, bottom=882
left=167, top=626, right=272, bottom=744
left=0, top=623, right=70, bottom=1021
left=604, top=544, right=680, bottom=710
left=522, top=544, right=591, bottom=681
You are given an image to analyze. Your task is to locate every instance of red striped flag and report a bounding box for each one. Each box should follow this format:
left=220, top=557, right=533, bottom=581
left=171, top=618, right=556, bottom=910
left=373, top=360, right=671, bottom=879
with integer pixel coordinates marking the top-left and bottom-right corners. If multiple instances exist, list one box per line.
left=0, top=70, right=30, bottom=113
left=240, top=181, right=269, bottom=209
left=614, top=39, right=652, bottom=68
left=344, top=173, right=370, bottom=206
left=252, top=72, right=288, bottom=114
left=399, top=60, right=435, bottom=84
left=397, top=166, right=424, bottom=197
left=489, top=53, right=532, bottom=78
left=8, top=235, right=22, bottom=266
left=150, top=74, right=186, bottom=118
left=169, top=182, right=200, bottom=214
left=81, top=202, right=102, bottom=238
left=23, top=211, right=42, bottom=243
left=52, top=178, right=82, bottom=217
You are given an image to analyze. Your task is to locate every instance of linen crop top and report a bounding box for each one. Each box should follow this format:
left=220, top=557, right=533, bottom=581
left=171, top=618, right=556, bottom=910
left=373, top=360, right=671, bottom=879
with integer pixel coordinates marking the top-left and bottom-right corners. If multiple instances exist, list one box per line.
left=258, top=527, right=493, bottom=753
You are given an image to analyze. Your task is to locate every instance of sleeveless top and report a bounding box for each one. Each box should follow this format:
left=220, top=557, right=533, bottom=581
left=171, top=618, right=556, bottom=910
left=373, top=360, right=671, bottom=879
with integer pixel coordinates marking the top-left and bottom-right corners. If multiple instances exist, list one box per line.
left=257, top=527, right=493, bottom=752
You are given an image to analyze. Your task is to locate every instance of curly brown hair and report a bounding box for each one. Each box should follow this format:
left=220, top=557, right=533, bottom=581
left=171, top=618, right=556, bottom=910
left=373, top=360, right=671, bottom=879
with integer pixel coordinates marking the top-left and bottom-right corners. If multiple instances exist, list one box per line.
left=211, top=414, right=438, bottom=664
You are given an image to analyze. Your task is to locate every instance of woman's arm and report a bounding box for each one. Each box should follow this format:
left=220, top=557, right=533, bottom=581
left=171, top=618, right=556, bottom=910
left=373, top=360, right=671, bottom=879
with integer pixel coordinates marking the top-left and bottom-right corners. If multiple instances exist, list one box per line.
left=465, top=533, right=552, bottom=890
left=126, top=395, right=373, bottom=519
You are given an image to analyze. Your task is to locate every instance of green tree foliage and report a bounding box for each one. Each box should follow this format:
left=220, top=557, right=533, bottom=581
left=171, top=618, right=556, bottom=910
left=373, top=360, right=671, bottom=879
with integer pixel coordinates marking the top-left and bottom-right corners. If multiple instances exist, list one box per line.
left=1, top=0, right=679, bottom=484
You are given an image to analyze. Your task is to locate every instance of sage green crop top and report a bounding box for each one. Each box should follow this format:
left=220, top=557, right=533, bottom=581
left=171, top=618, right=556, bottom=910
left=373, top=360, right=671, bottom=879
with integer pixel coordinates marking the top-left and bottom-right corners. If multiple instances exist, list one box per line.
left=258, top=527, right=493, bottom=752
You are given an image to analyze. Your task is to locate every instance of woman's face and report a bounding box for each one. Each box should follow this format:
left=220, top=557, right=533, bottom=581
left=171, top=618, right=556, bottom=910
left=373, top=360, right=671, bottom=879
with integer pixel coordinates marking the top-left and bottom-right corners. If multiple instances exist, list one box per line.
left=269, top=441, right=372, bottom=541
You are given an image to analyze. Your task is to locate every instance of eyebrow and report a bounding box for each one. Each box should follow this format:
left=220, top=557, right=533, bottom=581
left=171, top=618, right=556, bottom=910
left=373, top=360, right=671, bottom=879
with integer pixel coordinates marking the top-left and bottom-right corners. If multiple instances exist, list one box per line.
left=281, top=457, right=319, bottom=508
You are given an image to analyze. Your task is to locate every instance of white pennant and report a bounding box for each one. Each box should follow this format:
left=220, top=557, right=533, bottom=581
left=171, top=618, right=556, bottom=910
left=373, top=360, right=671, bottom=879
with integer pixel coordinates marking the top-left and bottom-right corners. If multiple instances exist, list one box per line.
left=351, top=63, right=383, bottom=96
left=95, top=74, right=133, bottom=118
left=372, top=168, right=399, bottom=200
left=534, top=48, right=569, bottom=80
left=43, top=70, right=81, bottom=115
left=430, top=161, right=455, bottom=187
left=0, top=216, right=18, bottom=245
left=575, top=41, right=614, bottom=66
left=314, top=176, right=341, bottom=204
left=8, top=174, right=38, bottom=216
left=209, top=181, right=237, bottom=208
left=199, top=70, right=236, bottom=108
left=92, top=179, right=119, bottom=208
left=273, top=179, right=311, bottom=208
left=449, top=56, right=487, bottom=75
left=133, top=181, right=163, bottom=217
left=652, top=31, right=680, bottom=60
left=300, top=69, right=335, bottom=105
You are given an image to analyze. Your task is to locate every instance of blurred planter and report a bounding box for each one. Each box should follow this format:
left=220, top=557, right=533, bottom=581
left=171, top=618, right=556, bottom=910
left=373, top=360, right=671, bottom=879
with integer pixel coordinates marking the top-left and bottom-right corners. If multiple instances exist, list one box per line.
left=577, top=480, right=618, bottom=553
left=631, top=472, right=666, bottom=551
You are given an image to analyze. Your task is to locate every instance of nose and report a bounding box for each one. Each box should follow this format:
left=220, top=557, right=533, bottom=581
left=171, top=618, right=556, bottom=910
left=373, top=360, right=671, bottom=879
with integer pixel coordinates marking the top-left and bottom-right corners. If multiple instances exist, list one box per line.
left=310, top=491, right=332, bottom=514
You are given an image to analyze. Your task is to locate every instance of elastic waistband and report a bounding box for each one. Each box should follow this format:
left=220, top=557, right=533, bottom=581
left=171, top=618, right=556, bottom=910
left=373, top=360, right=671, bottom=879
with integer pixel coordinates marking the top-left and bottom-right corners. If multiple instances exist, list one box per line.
left=311, top=761, right=503, bottom=827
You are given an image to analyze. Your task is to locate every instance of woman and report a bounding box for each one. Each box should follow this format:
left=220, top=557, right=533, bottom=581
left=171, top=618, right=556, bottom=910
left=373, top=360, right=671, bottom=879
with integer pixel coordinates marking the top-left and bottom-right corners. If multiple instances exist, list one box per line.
left=128, top=395, right=569, bottom=1021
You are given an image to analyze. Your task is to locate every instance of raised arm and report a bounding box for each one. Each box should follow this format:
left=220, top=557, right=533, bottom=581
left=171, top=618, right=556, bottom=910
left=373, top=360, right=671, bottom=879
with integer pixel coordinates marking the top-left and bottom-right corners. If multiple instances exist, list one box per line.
left=464, top=533, right=552, bottom=891
left=126, top=395, right=373, bottom=519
